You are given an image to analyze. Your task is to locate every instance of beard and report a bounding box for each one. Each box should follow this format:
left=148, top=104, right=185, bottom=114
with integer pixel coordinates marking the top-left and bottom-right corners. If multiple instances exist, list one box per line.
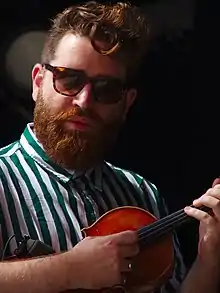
left=33, top=90, right=124, bottom=171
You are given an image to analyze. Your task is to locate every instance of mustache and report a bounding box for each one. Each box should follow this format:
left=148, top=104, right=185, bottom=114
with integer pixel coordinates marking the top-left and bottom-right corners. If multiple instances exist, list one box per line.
left=54, top=106, right=103, bottom=123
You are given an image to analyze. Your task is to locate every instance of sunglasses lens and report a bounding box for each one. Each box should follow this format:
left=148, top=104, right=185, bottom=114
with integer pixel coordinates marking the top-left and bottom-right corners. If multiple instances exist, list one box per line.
left=54, top=70, right=125, bottom=104
left=92, top=78, right=124, bottom=104
left=55, top=72, right=85, bottom=96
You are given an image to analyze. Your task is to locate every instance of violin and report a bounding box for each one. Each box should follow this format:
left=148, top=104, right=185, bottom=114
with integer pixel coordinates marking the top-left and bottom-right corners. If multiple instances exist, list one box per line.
left=6, top=205, right=208, bottom=293
left=61, top=204, right=207, bottom=293
left=6, top=178, right=219, bottom=292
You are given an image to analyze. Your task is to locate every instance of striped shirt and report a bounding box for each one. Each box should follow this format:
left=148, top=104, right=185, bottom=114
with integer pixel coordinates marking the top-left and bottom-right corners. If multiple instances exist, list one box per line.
left=0, top=123, right=186, bottom=292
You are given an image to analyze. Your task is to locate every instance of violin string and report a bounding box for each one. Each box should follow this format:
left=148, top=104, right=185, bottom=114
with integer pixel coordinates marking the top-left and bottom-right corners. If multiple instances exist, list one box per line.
left=138, top=210, right=188, bottom=238
left=138, top=208, right=186, bottom=237
left=138, top=214, right=189, bottom=244
left=137, top=205, right=208, bottom=244
left=138, top=204, right=208, bottom=240
left=137, top=209, right=189, bottom=241
left=138, top=216, right=187, bottom=245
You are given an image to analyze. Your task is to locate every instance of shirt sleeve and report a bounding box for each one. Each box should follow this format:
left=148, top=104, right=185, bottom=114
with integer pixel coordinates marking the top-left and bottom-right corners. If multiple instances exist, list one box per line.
left=0, top=194, right=4, bottom=258
left=140, top=179, right=187, bottom=293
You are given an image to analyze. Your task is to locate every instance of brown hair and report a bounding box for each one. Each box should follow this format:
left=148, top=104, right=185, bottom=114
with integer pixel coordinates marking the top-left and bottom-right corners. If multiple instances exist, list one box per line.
left=41, top=1, right=149, bottom=82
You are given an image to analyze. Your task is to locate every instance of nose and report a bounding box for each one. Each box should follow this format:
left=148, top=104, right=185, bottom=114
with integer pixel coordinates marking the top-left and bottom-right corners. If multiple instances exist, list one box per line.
left=72, top=83, right=93, bottom=109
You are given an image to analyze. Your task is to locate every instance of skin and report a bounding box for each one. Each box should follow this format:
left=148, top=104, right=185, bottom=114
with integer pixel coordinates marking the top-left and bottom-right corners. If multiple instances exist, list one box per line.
left=181, top=179, right=220, bottom=293
left=32, top=34, right=136, bottom=126
left=0, top=33, right=220, bottom=293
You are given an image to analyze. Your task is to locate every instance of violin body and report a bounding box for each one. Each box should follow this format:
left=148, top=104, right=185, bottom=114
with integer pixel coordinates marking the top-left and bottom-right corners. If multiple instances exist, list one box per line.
left=62, top=206, right=174, bottom=293
left=6, top=206, right=176, bottom=293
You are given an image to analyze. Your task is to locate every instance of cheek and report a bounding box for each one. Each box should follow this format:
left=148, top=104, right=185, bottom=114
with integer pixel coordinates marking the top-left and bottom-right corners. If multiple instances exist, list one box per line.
left=41, top=85, right=69, bottom=112
left=95, top=103, right=126, bottom=124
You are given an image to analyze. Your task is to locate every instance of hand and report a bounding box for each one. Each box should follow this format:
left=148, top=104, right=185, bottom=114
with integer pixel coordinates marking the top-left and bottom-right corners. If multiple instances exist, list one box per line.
left=184, top=178, right=220, bottom=265
left=66, top=230, right=139, bottom=290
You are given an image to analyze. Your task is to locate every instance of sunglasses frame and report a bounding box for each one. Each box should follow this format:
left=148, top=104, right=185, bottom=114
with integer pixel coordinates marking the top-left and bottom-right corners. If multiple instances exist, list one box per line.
left=43, top=63, right=127, bottom=104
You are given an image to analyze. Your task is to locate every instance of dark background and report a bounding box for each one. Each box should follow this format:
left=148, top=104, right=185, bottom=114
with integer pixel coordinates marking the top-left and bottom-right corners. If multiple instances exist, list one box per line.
left=0, top=0, right=218, bottom=270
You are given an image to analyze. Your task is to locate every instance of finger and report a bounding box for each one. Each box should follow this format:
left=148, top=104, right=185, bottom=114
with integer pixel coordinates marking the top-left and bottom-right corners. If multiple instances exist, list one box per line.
left=193, top=185, right=220, bottom=207
left=207, top=187, right=220, bottom=200
left=193, top=193, right=220, bottom=220
left=111, top=230, right=138, bottom=245
left=213, top=184, right=220, bottom=190
left=212, top=178, right=220, bottom=187
left=192, top=188, right=212, bottom=208
left=193, top=187, right=220, bottom=207
left=184, top=206, right=212, bottom=221
left=119, top=244, right=139, bottom=258
left=193, top=194, right=220, bottom=209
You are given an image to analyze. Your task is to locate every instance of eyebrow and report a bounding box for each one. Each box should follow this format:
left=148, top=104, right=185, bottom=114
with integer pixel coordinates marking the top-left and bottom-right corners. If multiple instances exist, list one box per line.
left=56, top=66, right=123, bottom=80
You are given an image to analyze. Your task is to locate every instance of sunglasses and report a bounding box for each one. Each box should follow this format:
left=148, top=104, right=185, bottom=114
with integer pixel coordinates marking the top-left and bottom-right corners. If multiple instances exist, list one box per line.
left=43, top=63, right=127, bottom=104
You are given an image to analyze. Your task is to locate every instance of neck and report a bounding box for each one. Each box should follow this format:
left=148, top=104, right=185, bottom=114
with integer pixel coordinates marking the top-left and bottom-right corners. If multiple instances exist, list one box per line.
left=137, top=205, right=208, bottom=248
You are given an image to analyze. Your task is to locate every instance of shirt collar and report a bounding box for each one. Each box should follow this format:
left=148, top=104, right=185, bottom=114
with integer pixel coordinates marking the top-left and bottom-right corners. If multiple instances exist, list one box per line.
left=19, top=123, right=103, bottom=191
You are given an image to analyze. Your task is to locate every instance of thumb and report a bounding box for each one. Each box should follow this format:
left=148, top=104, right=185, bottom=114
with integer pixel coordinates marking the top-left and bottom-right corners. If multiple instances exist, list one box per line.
left=108, top=230, right=137, bottom=244
left=212, top=177, right=220, bottom=187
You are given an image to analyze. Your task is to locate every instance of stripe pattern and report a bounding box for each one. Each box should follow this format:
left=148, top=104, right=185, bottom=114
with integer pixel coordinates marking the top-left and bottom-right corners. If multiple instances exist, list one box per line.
left=0, top=123, right=186, bottom=292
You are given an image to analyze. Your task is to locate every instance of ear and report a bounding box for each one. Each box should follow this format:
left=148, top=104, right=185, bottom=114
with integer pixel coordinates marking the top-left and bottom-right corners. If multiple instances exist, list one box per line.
left=123, top=88, right=137, bottom=119
left=32, top=63, right=44, bottom=102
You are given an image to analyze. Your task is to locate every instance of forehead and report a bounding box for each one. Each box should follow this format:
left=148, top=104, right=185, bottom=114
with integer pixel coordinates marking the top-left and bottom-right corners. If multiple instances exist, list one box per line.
left=51, top=34, right=125, bottom=79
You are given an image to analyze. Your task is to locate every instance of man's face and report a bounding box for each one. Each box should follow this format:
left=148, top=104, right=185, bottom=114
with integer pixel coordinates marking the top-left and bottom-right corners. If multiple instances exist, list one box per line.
left=32, top=34, right=136, bottom=170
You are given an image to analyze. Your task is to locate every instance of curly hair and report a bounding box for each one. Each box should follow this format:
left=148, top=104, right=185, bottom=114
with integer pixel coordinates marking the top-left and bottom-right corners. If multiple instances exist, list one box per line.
left=41, top=1, right=149, bottom=82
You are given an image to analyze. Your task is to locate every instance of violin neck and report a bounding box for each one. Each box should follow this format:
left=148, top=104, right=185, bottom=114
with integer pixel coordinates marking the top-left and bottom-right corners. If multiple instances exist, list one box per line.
left=137, top=205, right=209, bottom=247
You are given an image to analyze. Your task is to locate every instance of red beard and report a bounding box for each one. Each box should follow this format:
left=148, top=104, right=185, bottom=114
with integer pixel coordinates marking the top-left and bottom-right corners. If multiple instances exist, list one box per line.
left=33, top=92, right=123, bottom=170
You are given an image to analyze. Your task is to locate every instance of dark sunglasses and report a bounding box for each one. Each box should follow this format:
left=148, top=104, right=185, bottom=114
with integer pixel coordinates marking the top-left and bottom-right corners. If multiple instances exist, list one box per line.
left=43, top=63, right=127, bottom=104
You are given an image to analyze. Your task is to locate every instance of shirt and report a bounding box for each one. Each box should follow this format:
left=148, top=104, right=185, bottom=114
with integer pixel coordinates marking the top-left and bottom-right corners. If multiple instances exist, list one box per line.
left=0, top=123, right=186, bottom=292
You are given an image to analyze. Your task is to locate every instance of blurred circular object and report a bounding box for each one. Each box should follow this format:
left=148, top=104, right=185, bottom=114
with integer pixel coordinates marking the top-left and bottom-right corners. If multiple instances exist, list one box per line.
left=5, top=30, right=46, bottom=95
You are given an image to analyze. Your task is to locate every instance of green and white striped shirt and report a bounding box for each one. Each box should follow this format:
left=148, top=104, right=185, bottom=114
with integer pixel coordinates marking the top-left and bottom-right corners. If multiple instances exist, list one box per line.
left=0, top=123, right=186, bottom=292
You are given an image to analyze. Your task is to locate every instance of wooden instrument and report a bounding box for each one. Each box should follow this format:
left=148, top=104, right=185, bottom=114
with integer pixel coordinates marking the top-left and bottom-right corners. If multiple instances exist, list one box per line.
left=61, top=204, right=204, bottom=293
left=5, top=205, right=208, bottom=293
left=5, top=178, right=219, bottom=292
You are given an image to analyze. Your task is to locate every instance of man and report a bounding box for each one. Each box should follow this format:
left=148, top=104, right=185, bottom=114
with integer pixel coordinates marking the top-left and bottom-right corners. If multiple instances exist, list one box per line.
left=0, top=2, right=220, bottom=293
